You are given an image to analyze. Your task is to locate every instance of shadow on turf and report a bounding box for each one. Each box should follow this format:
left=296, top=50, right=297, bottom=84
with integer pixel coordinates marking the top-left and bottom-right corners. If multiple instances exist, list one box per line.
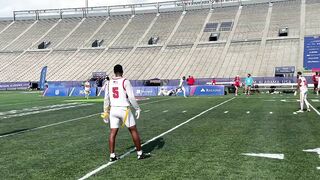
left=126, top=137, right=165, bottom=154
left=0, top=128, right=30, bottom=136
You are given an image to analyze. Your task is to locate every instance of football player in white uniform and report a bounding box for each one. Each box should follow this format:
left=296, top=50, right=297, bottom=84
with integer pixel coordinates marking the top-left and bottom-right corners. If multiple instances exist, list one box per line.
left=103, top=64, right=149, bottom=161
left=177, top=76, right=187, bottom=98
left=84, top=80, right=91, bottom=99
left=295, top=72, right=311, bottom=113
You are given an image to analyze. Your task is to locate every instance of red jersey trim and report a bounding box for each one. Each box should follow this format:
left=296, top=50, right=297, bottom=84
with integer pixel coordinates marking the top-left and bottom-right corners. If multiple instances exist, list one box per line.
left=122, top=79, right=127, bottom=91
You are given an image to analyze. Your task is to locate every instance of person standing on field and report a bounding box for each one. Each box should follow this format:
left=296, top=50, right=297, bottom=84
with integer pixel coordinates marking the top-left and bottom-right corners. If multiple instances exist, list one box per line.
left=103, top=64, right=150, bottom=161
left=295, top=71, right=311, bottom=113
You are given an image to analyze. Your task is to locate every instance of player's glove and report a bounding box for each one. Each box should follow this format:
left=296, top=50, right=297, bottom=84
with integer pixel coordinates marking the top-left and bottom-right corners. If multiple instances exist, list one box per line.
left=101, top=106, right=110, bottom=124
left=101, top=112, right=109, bottom=124
left=135, top=109, right=141, bottom=119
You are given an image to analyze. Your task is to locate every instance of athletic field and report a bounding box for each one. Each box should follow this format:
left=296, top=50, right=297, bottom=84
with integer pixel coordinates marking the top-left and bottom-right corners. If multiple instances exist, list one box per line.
left=1, top=91, right=320, bottom=179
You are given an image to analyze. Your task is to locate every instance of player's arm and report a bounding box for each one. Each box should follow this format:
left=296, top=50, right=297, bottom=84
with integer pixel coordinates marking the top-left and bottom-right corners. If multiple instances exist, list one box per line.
left=98, top=81, right=107, bottom=96
left=124, top=80, right=141, bottom=119
left=294, top=78, right=301, bottom=96
left=178, top=79, right=183, bottom=87
left=297, top=79, right=301, bottom=91
left=103, top=82, right=110, bottom=110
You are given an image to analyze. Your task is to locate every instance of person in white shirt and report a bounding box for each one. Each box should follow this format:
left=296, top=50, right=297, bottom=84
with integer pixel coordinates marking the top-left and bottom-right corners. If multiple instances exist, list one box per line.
left=295, top=72, right=310, bottom=113
left=103, top=64, right=149, bottom=161
left=158, top=87, right=176, bottom=96
left=84, top=80, right=91, bottom=99
left=177, top=76, right=187, bottom=98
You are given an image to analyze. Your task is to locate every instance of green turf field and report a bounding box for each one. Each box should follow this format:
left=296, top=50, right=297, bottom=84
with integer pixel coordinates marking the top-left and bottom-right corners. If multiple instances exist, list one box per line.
left=1, top=91, right=320, bottom=179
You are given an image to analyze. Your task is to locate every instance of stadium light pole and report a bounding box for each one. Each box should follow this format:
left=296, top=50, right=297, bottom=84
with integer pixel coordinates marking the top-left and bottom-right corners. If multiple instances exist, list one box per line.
left=85, top=0, right=89, bottom=16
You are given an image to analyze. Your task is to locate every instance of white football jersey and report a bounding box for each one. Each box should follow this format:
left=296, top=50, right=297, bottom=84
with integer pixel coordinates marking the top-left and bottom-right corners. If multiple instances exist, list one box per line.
left=84, top=82, right=90, bottom=90
left=108, top=78, right=130, bottom=107
left=299, top=76, right=308, bottom=92
left=179, top=78, right=185, bottom=87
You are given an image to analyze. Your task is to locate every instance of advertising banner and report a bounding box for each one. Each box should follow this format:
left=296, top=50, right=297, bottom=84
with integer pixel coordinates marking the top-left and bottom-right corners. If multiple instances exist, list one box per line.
left=68, top=87, right=96, bottom=97
left=39, top=66, right=48, bottom=90
left=304, top=36, right=320, bottom=70
left=190, top=85, right=225, bottom=96
left=44, top=87, right=68, bottom=97
left=133, top=86, right=159, bottom=96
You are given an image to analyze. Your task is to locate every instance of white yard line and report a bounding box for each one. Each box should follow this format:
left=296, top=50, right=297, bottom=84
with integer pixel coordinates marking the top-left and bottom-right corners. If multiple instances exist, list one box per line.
left=224, top=111, right=229, bottom=114
left=0, top=114, right=99, bottom=138
left=0, top=98, right=175, bottom=138
left=0, top=103, right=82, bottom=117
left=0, top=99, right=66, bottom=107
left=182, top=110, right=187, bottom=113
left=162, top=110, right=168, bottom=113
left=0, top=104, right=93, bottom=120
left=78, top=97, right=236, bottom=180
left=309, top=103, right=320, bottom=116
left=241, top=153, right=284, bottom=160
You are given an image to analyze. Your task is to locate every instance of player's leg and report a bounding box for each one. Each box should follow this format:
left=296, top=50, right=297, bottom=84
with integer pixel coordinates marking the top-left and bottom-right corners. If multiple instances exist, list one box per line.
left=182, top=86, right=187, bottom=97
left=299, top=92, right=304, bottom=111
left=108, top=108, right=121, bottom=161
left=304, top=92, right=311, bottom=111
left=235, top=86, right=238, bottom=96
left=126, top=111, right=150, bottom=159
left=128, top=125, right=142, bottom=152
left=109, top=128, right=119, bottom=155
left=125, top=111, right=141, bottom=151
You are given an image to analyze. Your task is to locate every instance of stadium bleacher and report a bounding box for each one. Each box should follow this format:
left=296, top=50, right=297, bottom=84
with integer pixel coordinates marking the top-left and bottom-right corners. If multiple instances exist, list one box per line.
left=0, top=0, right=318, bottom=82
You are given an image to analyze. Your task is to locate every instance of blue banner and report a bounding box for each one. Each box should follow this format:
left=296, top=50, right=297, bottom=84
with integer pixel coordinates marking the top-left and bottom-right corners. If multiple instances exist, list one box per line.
left=0, top=82, right=29, bottom=90
left=190, top=85, right=225, bottom=96
left=44, top=87, right=68, bottom=97
left=133, top=86, right=159, bottom=96
left=39, top=66, right=48, bottom=90
left=304, top=36, right=320, bottom=70
left=68, top=87, right=96, bottom=97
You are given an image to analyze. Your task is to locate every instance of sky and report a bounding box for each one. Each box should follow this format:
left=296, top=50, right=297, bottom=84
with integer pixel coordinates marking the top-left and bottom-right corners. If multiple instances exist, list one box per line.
left=0, top=0, right=173, bottom=18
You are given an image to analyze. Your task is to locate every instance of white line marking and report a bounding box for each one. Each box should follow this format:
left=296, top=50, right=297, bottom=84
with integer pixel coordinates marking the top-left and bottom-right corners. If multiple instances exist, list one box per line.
left=224, top=111, right=229, bottom=114
left=0, top=103, right=81, bottom=116
left=69, top=88, right=75, bottom=96
left=78, top=97, right=236, bottom=180
left=242, top=153, right=284, bottom=160
left=246, top=111, right=250, bottom=114
left=0, top=99, right=174, bottom=138
left=182, top=110, right=187, bottom=113
left=264, top=100, right=276, bottom=102
left=140, top=98, right=173, bottom=105
left=317, top=167, right=320, bottom=170
left=163, top=110, right=168, bottom=113
left=311, top=99, right=320, bottom=102
left=269, top=112, right=273, bottom=114
left=0, top=114, right=99, bottom=138
left=0, top=104, right=93, bottom=120
left=293, top=112, right=297, bottom=115
left=303, top=148, right=320, bottom=157
left=144, top=110, right=150, bottom=113
left=309, top=103, right=320, bottom=116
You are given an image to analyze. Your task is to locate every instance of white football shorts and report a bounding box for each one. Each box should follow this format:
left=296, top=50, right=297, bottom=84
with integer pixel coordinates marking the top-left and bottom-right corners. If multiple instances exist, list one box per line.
left=109, top=106, right=136, bottom=129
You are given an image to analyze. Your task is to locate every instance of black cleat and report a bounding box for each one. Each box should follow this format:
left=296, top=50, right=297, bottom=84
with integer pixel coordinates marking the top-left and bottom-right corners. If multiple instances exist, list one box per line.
left=109, top=156, right=120, bottom=162
left=137, top=153, right=151, bottom=160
